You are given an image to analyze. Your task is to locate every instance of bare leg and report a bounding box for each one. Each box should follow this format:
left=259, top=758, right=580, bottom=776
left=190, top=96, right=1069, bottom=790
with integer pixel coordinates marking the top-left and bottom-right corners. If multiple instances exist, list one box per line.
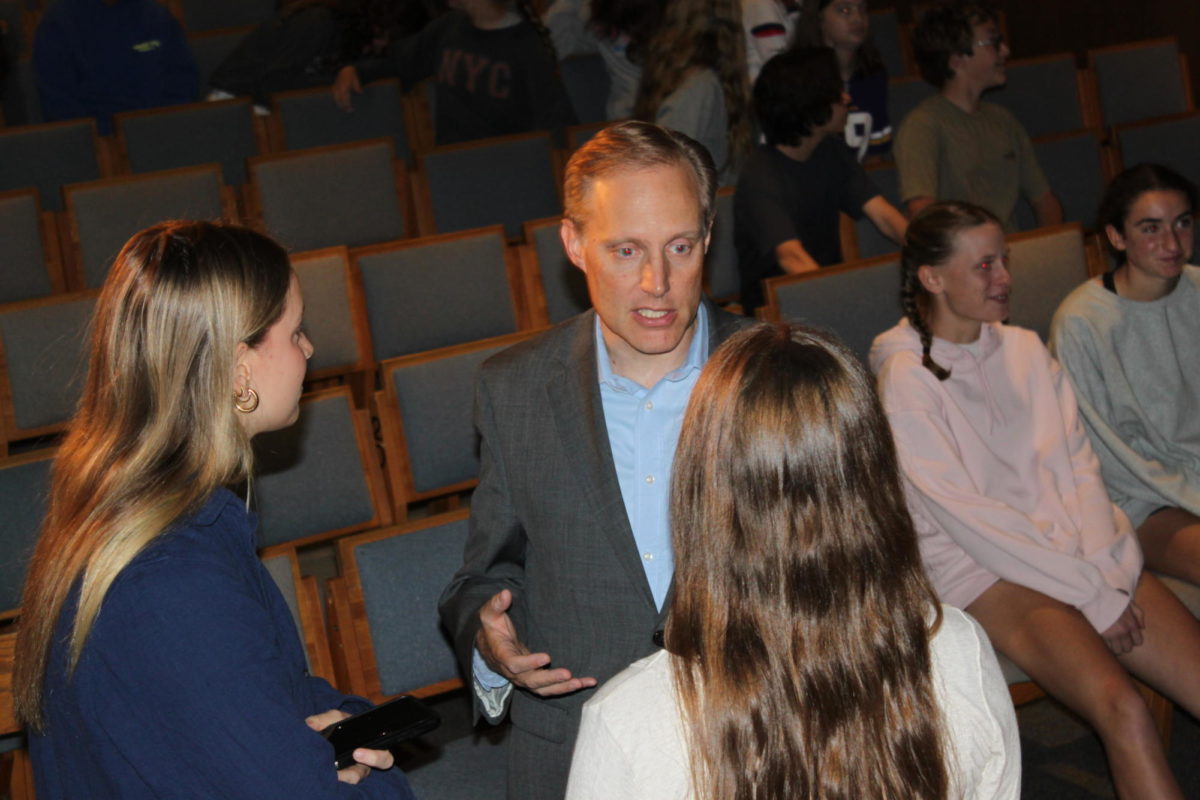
left=1117, top=572, right=1200, bottom=716
left=967, top=580, right=1183, bottom=800
left=1138, top=507, right=1200, bottom=585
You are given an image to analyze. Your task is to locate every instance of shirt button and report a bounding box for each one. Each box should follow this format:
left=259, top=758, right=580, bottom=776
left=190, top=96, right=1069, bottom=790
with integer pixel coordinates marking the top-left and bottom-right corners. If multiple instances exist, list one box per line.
left=643, top=552, right=653, bottom=560
left=644, top=401, right=653, bottom=410
left=644, top=474, right=654, bottom=484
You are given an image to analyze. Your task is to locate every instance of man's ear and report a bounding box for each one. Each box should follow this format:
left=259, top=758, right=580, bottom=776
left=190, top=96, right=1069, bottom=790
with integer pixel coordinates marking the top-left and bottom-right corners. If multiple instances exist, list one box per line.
left=916, top=264, right=943, bottom=295
left=561, top=218, right=587, bottom=272
left=1104, top=223, right=1127, bottom=255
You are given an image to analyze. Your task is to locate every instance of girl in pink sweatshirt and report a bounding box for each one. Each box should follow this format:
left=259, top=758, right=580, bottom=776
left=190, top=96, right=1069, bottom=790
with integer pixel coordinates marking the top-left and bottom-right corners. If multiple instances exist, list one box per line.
left=869, top=201, right=1200, bottom=800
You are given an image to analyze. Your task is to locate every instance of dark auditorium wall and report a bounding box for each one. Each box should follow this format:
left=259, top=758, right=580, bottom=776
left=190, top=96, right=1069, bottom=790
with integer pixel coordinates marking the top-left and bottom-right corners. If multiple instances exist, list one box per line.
left=875, top=0, right=1200, bottom=106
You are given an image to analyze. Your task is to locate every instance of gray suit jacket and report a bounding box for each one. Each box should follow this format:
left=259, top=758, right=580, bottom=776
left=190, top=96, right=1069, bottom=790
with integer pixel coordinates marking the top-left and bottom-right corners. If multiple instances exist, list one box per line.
left=438, top=301, right=749, bottom=755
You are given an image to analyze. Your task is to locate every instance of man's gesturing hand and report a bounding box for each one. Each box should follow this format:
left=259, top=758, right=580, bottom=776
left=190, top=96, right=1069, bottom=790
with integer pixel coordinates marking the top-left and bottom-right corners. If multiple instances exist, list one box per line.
left=476, top=589, right=597, bottom=696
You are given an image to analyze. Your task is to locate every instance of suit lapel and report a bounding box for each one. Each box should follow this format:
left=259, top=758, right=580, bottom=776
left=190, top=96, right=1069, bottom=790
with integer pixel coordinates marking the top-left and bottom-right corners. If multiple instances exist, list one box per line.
left=546, top=315, right=657, bottom=611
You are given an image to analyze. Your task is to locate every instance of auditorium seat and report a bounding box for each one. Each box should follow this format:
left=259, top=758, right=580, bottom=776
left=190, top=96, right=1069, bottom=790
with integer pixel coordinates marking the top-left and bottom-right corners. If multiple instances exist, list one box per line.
left=1088, top=37, right=1194, bottom=128
left=114, top=98, right=264, bottom=186
left=0, top=188, right=64, bottom=303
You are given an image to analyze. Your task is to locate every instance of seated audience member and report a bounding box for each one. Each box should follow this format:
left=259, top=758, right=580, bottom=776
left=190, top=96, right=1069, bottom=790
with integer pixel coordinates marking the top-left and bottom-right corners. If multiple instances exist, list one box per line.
left=871, top=201, right=1200, bottom=800
left=1051, top=164, right=1200, bottom=588
left=633, top=0, right=751, bottom=186
left=793, top=0, right=890, bottom=161
left=14, top=221, right=416, bottom=799
left=544, top=0, right=661, bottom=120
left=742, top=0, right=802, bottom=84
left=33, top=0, right=196, bottom=134
left=208, top=0, right=429, bottom=112
left=566, top=323, right=1020, bottom=800
left=735, top=48, right=907, bottom=312
left=333, top=0, right=575, bottom=144
left=894, top=0, right=1063, bottom=230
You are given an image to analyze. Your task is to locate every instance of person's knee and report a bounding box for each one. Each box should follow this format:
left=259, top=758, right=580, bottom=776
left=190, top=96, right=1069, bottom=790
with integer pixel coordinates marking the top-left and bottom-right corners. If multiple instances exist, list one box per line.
left=1087, top=677, right=1153, bottom=738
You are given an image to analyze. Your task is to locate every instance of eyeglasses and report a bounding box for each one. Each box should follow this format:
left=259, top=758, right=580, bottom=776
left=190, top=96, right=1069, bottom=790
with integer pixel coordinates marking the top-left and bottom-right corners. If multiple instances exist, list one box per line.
left=974, top=33, right=1005, bottom=49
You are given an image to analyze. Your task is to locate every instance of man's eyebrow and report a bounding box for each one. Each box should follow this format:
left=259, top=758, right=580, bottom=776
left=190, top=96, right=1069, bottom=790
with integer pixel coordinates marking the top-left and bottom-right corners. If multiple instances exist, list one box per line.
left=1131, top=216, right=1164, bottom=226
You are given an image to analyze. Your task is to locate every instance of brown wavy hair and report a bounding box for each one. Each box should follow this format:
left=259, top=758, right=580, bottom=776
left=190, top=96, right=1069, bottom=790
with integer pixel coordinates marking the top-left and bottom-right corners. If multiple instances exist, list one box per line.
left=632, top=0, right=752, bottom=177
left=14, top=221, right=292, bottom=730
left=666, top=323, right=948, bottom=800
left=900, top=202, right=1001, bottom=380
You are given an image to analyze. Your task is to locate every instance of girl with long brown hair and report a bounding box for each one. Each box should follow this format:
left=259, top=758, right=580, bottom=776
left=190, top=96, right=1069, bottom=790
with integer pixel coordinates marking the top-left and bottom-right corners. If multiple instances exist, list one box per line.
left=566, top=323, right=1019, bottom=800
left=14, top=221, right=415, bottom=798
left=872, top=201, right=1200, bottom=799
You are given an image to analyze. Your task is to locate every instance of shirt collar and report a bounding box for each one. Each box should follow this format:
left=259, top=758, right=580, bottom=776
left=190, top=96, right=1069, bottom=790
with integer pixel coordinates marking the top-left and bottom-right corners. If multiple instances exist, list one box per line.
left=595, top=304, right=709, bottom=393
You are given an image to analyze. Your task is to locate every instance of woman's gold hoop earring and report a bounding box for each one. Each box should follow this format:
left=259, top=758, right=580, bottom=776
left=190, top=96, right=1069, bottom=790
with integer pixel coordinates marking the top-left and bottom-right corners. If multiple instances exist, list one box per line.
left=234, top=386, right=259, bottom=414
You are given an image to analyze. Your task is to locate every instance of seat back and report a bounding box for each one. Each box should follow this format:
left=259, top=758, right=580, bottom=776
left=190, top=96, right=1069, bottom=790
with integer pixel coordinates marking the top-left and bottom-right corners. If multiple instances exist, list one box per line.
left=353, top=226, right=520, bottom=363
left=416, top=132, right=560, bottom=238
left=870, top=8, right=908, bottom=77
left=1006, top=223, right=1091, bottom=342
left=1088, top=37, right=1193, bottom=127
left=64, top=165, right=230, bottom=290
left=0, top=449, right=54, bottom=617
left=2, top=55, right=42, bottom=126
left=853, top=162, right=902, bottom=259
left=334, top=511, right=471, bottom=700
left=986, top=53, right=1090, bottom=138
left=272, top=80, right=413, bottom=164
left=1015, top=130, right=1107, bottom=231
left=379, top=331, right=535, bottom=507
left=260, top=543, right=335, bottom=681
left=888, top=75, right=937, bottom=132
left=521, top=217, right=590, bottom=325
left=115, top=99, right=260, bottom=185
left=705, top=187, right=739, bottom=301
left=178, top=0, right=274, bottom=33
left=560, top=53, right=610, bottom=125
left=1115, top=111, right=1200, bottom=188
left=252, top=386, right=391, bottom=549
left=0, top=119, right=103, bottom=211
left=289, top=247, right=371, bottom=382
left=0, top=292, right=97, bottom=444
left=249, top=139, right=409, bottom=252
left=763, top=254, right=902, bottom=364
left=0, top=188, right=58, bottom=303
left=187, top=25, right=254, bottom=99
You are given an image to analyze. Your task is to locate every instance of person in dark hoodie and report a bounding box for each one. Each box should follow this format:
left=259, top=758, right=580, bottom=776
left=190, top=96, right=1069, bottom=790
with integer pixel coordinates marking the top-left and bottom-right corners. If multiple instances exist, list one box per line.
left=33, top=0, right=196, bottom=134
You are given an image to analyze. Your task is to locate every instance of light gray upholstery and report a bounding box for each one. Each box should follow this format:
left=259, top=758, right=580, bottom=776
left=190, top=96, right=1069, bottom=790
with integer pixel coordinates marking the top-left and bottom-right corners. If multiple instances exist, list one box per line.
left=118, top=99, right=258, bottom=185
left=1006, top=225, right=1090, bottom=342
left=854, top=163, right=902, bottom=259
left=0, top=295, right=95, bottom=432
left=69, top=167, right=226, bottom=289
left=180, top=0, right=274, bottom=33
left=987, top=54, right=1086, bottom=138
left=560, top=53, right=609, bottom=125
left=770, top=256, right=902, bottom=365
left=291, top=249, right=362, bottom=376
left=706, top=190, right=739, bottom=300
left=526, top=219, right=590, bottom=324
left=0, top=453, right=53, bottom=612
left=871, top=9, right=906, bottom=77
left=1116, top=112, right=1200, bottom=188
left=275, top=80, right=412, bottom=163
left=386, top=339, right=512, bottom=494
left=0, top=120, right=100, bottom=211
left=187, top=26, right=253, bottom=99
left=353, top=517, right=469, bottom=694
left=888, top=75, right=937, bottom=132
left=253, top=140, right=406, bottom=252
left=356, top=229, right=518, bottom=361
left=253, top=391, right=378, bottom=548
left=421, top=133, right=560, bottom=238
left=1092, top=39, right=1189, bottom=127
left=260, top=552, right=310, bottom=671
left=1016, top=131, right=1106, bottom=231
left=0, top=191, right=53, bottom=303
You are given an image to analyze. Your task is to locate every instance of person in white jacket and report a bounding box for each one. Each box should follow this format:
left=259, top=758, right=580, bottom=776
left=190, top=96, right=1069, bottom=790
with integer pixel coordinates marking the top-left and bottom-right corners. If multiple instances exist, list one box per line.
left=870, top=201, right=1200, bottom=800
left=568, top=323, right=1020, bottom=800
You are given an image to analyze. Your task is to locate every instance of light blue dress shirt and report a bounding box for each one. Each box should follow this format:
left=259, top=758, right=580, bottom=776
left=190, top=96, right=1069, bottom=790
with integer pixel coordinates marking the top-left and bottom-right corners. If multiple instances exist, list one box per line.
left=473, top=307, right=710, bottom=693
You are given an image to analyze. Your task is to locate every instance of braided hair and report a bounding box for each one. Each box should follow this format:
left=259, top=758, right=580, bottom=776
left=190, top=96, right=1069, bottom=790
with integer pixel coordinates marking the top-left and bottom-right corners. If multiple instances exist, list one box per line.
left=900, top=202, right=1000, bottom=381
left=513, top=0, right=559, bottom=63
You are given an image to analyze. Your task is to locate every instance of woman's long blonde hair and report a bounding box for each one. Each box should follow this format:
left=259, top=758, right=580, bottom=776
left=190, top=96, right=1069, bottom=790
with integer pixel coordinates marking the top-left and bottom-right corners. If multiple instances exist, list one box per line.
left=14, top=221, right=292, bottom=730
left=666, top=323, right=948, bottom=800
left=633, top=0, right=752, bottom=176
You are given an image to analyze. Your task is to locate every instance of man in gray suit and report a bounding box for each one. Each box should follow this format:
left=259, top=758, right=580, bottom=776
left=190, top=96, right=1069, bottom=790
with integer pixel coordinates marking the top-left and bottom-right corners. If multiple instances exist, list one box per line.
left=439, top=120, right=750, bottom=799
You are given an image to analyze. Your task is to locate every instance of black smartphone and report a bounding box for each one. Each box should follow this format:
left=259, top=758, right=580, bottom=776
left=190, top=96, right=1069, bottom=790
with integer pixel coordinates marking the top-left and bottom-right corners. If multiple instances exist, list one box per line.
left=321, top=695, right=441, bottom=770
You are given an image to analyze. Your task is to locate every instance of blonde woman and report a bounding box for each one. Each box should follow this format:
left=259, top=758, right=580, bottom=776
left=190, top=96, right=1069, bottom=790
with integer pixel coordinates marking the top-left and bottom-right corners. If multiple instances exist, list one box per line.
left=14, top=221, right=415, bottom=798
